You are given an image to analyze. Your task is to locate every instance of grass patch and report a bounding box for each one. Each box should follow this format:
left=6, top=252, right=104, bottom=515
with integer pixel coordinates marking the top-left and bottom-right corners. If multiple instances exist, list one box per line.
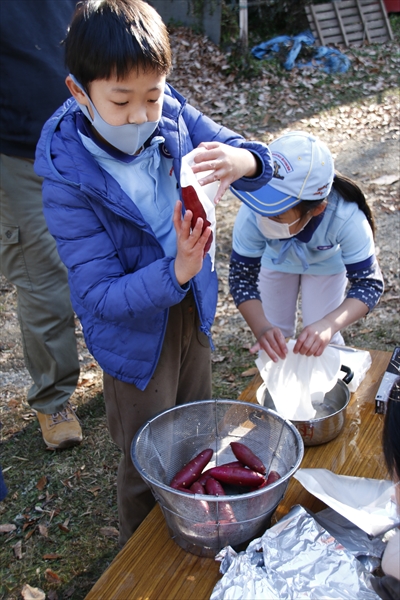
left=1, top=392, right=120, bottom=599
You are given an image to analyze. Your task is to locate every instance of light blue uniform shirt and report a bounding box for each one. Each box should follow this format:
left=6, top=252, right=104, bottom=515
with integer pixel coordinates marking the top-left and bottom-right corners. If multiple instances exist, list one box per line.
left=79, top=134, right=179, bottom=257
left=233, top=189, right=375, bottom=275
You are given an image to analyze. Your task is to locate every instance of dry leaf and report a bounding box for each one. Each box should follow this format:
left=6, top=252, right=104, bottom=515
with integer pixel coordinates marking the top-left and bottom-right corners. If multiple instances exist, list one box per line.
left=100, top=526, right=119, bottom=538
left=44, top=569, right=61, bottom=584
left=241, top=367, right=259, bottom=377
left=211, top=354, right=225, bottom=363
left=43, top=553, right=62, bottom=560
left=369, top=174, right=399, bottom=185
left=36, top=475, right=48, bottom=491
left=0, top=523, right=16, bottom=534
left=58, top=523, right=70, bottom=533
left=25, top=527, right=36, bottom=541
left=38, top=524, right=48, bottom=538
left=88, top=486, right=101, bottom=496
left=13, top=539, right=23, bottom=559
left=21, top=584, right=45, bottom=600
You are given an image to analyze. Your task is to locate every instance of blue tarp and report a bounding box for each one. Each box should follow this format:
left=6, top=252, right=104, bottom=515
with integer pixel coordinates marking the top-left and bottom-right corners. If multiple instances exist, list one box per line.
left=251, top=30, right=351, bottom=74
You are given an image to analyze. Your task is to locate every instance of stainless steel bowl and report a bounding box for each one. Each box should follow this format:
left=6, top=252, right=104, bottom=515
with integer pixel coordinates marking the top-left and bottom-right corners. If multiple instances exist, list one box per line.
left=260, top=366, right=353, bottom=446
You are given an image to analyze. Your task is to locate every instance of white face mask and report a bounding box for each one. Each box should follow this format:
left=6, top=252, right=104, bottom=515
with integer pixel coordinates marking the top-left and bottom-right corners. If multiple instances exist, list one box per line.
left=256, top=214, right=305, bottom=239
left=69, top=74, right=160, bottom=156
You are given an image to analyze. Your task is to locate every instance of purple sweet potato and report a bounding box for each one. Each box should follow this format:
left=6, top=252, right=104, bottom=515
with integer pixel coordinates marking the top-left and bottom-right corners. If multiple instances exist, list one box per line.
left=170, top=448, right=213, bottom=489
left=230, top=442, right=266, bottom=475
left=266, top=470, right=281, bottom=485
left=205, top=478, right=236, bottom=523
left=207, top=465, right=266, bottom=487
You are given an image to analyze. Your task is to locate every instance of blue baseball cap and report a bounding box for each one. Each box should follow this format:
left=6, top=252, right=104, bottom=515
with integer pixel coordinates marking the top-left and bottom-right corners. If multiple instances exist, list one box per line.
left=232, top=131, right=335, bottom=216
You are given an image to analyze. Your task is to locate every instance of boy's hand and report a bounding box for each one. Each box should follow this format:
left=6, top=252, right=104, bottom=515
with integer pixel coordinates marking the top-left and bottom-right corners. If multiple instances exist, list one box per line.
left=173, top=201, right=211, bottom=286
left=191, top=142, right=258, bottom=204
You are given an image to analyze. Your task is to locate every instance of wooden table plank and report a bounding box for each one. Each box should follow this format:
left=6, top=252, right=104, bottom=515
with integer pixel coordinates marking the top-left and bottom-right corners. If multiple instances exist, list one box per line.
left=86, top=349, right=391, bottom=600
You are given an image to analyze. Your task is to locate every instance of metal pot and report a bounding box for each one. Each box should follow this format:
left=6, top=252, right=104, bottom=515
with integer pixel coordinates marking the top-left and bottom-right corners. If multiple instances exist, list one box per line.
left=260, top=366, right=354, bottom=446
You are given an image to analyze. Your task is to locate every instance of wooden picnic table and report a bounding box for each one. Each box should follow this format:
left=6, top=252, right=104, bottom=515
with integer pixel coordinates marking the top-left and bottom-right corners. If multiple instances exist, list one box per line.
left=86, top=349, right=391, bottom=600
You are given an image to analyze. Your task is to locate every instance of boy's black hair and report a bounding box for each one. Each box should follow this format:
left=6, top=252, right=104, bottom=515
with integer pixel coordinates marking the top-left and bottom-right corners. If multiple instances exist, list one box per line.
left=383, top=381, right=400, bottom=480
left=297, top=172, right=376, bottom=237
left=65, top=0, right=172, bottom=90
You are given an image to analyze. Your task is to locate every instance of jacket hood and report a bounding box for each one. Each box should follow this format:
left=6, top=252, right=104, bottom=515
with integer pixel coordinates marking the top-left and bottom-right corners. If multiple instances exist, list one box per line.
left=34, top=83, right=186, bottom=191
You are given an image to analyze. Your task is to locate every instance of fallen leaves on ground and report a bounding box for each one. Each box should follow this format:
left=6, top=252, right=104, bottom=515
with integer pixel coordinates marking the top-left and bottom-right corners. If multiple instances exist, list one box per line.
left=44, top=569, right=61, bottom=584
left=100, top=526, right=120, bottom=538
left=21, top=584, right=46, bottom=600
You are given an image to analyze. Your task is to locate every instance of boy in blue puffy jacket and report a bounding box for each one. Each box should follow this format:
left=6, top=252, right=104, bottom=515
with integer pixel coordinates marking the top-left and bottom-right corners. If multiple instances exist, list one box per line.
left=34, top=0, right=273, bottom=546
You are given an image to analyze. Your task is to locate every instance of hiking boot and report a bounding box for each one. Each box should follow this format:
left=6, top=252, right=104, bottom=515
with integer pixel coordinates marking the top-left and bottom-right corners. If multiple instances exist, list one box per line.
left=36, top=404, right=82, bottom=449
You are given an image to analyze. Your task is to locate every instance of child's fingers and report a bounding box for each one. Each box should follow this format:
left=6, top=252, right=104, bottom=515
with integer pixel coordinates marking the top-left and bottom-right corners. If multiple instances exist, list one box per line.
left=255, top=330, right=287, bottom=362
left=249, top=341, right=261, bottom=354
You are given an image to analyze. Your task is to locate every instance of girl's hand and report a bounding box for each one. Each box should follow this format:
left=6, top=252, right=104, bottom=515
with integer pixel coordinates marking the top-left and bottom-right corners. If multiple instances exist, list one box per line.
left=293, top=318, right=334, bottom=357
left=191, top=142, right=258, bottom=204
left=173, top=201, right=211, bottom=286
left=250, top=326, right=288, bottom=362
left=294, top=299, right=368, bottom=356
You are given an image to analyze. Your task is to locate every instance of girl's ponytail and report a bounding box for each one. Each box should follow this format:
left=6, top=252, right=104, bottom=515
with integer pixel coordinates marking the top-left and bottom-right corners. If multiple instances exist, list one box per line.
left=332, top=172, right=375, bottom=237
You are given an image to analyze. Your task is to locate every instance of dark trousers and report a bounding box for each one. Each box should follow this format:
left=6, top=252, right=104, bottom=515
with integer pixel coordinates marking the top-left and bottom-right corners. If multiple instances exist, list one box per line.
left=103, top=291, right=212, bottom=546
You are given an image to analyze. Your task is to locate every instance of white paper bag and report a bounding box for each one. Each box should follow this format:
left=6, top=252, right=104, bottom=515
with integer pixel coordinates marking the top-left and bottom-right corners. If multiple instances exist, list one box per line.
left=180, top=149, right=218, bottom=270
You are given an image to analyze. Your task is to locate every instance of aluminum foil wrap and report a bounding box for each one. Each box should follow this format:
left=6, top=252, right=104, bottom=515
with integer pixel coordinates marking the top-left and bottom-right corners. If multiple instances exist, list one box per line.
left=210, top=505, right=379, bottom=600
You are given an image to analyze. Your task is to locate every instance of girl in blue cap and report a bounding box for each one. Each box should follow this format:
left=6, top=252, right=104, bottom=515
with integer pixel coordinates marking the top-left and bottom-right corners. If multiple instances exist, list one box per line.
left=229, top=131, right=384, bottom=362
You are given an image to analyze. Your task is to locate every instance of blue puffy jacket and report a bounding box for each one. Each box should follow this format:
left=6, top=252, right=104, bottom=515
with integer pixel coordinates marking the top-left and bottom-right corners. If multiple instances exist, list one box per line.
left=34, top=84, right=273, bottom=389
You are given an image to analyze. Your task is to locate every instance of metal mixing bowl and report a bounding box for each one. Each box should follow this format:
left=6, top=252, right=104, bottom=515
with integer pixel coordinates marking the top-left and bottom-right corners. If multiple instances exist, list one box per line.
left=131, top=399, right=304, bottom=557
left=259, top=366, right=353, bottom=446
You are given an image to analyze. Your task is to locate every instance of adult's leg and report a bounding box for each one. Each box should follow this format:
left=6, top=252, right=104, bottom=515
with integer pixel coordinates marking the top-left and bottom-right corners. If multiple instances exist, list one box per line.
left=258, top=267, right=301, bottom=339
left=103, top=291, right=211, bottom=546
left=300, top=271, right=348, bottom=345
left=0, top=155, right=80, bottom=413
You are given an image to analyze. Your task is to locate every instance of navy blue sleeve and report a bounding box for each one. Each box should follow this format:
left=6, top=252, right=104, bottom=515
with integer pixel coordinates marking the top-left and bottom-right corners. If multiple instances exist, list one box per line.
left=345, top=258, right=384, bottom=311
left=229, top=250, right=262, bottom=307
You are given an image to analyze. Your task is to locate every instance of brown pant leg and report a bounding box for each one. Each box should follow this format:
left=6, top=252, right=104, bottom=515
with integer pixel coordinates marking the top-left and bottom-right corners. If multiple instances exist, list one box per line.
left=103, top=291, right=212, bottom=546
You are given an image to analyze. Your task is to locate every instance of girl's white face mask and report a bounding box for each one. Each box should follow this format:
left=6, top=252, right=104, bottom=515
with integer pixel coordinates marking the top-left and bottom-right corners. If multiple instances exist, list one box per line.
left=69, top=74, right=160, bottom=156
left=256, top=213, right=306, bottom=239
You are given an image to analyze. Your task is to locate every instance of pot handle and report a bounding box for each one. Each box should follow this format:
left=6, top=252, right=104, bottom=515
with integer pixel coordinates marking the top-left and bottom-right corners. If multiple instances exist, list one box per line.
left=340, top=364, right=354, bottom=385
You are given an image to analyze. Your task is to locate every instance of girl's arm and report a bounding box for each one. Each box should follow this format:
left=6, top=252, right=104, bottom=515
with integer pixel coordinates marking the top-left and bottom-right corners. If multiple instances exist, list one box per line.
left=229, top=251, right=287, bottom=361
left=238, top=299, right=288, bottom=361
left=293, top=297, right=368, bottom=356
left=294, top=260, right=384, bottom=356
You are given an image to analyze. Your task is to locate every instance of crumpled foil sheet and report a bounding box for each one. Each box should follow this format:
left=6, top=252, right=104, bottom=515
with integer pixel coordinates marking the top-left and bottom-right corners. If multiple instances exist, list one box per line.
left=210, top=505, right=379, bottom=600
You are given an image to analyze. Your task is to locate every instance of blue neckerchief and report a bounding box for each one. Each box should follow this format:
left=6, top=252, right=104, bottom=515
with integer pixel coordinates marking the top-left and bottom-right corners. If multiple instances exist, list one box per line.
left=273, top=211, right=325, bottom=270
left=295, top=211, right=325, bottom=242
